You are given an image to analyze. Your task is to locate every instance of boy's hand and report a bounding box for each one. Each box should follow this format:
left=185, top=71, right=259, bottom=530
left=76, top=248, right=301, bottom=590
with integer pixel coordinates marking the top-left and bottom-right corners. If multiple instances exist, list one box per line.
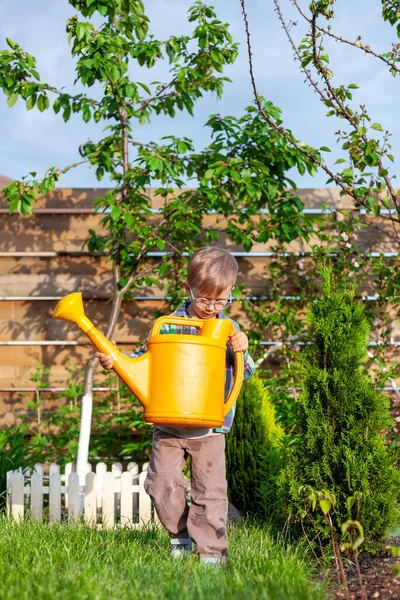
left=96, top=341, right=116, bottom=370
left=229, top=331, right=249, bottom=353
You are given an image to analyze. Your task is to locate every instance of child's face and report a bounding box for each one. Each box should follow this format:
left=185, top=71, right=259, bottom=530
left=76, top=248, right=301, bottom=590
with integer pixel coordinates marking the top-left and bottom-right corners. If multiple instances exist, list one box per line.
left=188, top=284, right=233, bottom=320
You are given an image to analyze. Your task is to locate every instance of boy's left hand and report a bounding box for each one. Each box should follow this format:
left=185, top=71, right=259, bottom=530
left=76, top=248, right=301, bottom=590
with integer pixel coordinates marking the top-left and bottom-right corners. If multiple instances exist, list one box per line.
left=229, top=331, right=249, bottom=353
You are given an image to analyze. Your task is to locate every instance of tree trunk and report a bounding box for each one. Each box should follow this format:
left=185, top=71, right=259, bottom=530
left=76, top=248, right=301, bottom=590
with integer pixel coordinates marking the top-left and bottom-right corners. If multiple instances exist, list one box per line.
left=76, top=287, right=123, bottom=484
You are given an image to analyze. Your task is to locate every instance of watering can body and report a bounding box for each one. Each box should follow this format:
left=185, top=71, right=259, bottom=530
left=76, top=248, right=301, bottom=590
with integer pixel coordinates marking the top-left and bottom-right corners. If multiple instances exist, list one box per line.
left=53, top=293, right=244, bottom=428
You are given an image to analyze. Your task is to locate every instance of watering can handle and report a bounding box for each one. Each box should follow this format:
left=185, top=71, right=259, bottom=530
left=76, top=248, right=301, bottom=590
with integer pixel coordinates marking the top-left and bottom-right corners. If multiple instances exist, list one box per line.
left=149, top=317, right=244, bottom=417
left=223, top=324, right=245, bottom=417
left=150, top=316, right=204, bottom=337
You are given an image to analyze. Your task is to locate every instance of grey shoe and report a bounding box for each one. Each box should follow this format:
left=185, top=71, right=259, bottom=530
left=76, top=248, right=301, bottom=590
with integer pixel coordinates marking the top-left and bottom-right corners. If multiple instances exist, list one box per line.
left=170, top=538, right=194, bottom=559
left=199, top=554, right=223, bottom=566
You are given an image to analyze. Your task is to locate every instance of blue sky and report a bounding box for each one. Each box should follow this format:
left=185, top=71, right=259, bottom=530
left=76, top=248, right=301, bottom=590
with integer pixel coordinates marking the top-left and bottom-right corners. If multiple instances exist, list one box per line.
left=0, top=0, right=398, bottom=189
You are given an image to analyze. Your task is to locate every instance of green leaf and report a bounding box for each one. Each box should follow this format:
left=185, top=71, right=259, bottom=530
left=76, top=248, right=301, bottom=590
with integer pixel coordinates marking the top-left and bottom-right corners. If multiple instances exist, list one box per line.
left=123, top=213, right=134, bottom=228
left=76, top=22, right=86, bottom=41
left=137, top=81, right=151, bottom=95
left=37, top=95, right=49, bottom=112
left=135, top=22, right=148, bottom=41
left=125, top=84, right=137, bottom=98
left=26, top=95, right=36, bottom=110
left=342, top=168, right=353, bottom=179
left=7, top=93, right=18, bottom=107
left=111, top=206, right=121, bottom=220
left=177, top=141, right=187, bottom=154
left=232, top=288, right=241, bottom=301
left=372, top=202, right=381, bottom=217
left=63, top=105, right=71, bottom=122
left=6, top=38, right=17, bottom=50
left=353, top=536, right=364, bottom=551
left=204, top=169, right=214, bottom=180
left=371, top=123, right=383, bottom=131
left=319, top=146, right=331, bottom=152
left=319, top=499, right=331, bottom=515
left=348, top=83, right=359, bottom=89
left=156, top=239, right=165, bottom=250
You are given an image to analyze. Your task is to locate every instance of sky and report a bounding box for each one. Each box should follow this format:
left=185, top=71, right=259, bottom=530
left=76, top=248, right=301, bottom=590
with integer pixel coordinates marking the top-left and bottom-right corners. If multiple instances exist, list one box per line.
left=0, top=0, right=398, bottom=189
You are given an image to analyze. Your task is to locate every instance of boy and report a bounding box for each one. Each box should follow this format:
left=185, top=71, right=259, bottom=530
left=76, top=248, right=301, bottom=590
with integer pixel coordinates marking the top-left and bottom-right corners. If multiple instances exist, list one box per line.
left=97, top=247, right=255, bottom=565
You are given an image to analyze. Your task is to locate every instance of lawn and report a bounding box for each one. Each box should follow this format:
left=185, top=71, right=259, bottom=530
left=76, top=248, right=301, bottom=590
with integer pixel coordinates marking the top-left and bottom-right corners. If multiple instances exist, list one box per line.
left=0, top=517, right=328, bottom=600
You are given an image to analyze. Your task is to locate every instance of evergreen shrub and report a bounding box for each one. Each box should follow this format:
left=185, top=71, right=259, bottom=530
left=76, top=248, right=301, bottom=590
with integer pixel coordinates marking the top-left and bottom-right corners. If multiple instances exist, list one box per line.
left=280, top=269, right=400, bottom=547
left=226, top=372, right=285, bottom=516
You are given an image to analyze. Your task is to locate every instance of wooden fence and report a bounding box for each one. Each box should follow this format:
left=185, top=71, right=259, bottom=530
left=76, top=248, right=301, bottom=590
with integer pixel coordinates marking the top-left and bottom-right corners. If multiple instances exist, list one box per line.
left=1, top=186, right=400, bottom=423
left=6, top=461, right=158, bottom=529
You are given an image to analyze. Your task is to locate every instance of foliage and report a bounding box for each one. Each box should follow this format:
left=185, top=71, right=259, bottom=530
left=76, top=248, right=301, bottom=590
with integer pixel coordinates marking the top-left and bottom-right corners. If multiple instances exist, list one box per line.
left=0, top=0, right=318, bottom=438
left=25, top=360, right=152, bottom=465
left=0, top=424, right=38, bottom=509
left=300, top=488, right=367, bottom=600
left=225, top=372, right=284, bottom=516
left=241, top=0, right=400, bottom=241
left=237, top=206, right=400, bottom=451
left=0, top=517, right=327, bottom=600
left=280, top=268, right=400, bottom=549
left=238, top=1, right=400, bottom=445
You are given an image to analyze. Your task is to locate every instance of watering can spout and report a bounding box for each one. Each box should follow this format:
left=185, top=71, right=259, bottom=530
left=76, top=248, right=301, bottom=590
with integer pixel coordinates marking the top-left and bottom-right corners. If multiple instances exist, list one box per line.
left=53, top=293, right=150, bottom=407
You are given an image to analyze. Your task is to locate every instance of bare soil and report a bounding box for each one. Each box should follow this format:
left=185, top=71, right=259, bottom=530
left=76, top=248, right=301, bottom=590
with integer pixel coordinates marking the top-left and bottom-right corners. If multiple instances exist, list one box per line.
left=329, top=538, right=400, bottom=600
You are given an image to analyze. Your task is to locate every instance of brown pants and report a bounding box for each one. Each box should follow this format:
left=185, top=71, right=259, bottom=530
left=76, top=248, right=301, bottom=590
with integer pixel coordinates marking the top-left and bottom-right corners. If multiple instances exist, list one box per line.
left=144, top=429, right=228, bottom=558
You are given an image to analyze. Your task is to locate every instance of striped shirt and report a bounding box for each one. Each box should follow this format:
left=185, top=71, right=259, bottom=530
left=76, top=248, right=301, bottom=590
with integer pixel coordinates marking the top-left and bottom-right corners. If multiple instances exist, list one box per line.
left=130, top=301, right=255, bottom=438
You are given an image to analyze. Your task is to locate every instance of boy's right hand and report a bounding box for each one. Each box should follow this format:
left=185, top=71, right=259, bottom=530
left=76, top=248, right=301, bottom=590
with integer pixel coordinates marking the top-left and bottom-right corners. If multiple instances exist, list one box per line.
left=96, top=341, right=116, bottom=370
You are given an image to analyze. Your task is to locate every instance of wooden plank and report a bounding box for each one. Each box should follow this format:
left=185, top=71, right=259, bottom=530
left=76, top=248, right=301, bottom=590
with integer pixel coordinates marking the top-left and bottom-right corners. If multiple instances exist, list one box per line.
left=64, top=462, right=75, bottom=508
left=96, top=462, right=107, bottom=510
left=102, top=471, right=114, bottom=529
left=33, top=463, right=44, bottom=476
left=10, top=472, right=24, bottom=522
left=84, top=472, right=97, bottom=527
left=49, top=463, right=60, bottom=476
left=138, top=469, right=151, bottom=526
left=127, top=462, right=139, bottom=519
left=30, top=472, right=43, bottom=521
left=120, top=471, right=133, bottom=528
left=127, top=462, right=139, bottom=480
left=112, top=462, right=123, bottom=483
left=2, top=206, right=399, bottom=253
left=67, top=472, right=80, bottom=522
left=2, top=186, right=374, bottom=211
left=6, top=470, right=12, bottom=514
left=49, top=473, right=61, bottom=523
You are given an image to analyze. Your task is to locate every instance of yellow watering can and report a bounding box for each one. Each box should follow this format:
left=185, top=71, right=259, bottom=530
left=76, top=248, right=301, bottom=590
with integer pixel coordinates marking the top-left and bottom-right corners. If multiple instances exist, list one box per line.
left=53, top=293, right=244, bottom=428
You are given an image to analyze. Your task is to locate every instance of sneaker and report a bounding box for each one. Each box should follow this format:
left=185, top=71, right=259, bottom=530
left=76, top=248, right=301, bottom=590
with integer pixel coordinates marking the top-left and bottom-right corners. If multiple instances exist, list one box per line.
left=170, top=538, right=194, bottom=559
left=199, top=554, right=224, bottom=567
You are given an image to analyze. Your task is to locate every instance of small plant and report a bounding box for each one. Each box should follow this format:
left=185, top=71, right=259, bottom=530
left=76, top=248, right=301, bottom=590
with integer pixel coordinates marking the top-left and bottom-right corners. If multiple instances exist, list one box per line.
left=26, top=360, right=51, bottom=433
left=385, top=546, right=400, bottom=578
left=0, top=424, right=37, bottom=509
left=299, top=486, right=367, bottom=600
left=226, top=372, right=285, bottom=516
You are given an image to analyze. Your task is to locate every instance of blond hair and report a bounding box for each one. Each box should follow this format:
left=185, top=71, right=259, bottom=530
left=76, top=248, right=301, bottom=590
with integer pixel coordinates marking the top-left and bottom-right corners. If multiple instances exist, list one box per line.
left=188, top=247, right=238, bottom=295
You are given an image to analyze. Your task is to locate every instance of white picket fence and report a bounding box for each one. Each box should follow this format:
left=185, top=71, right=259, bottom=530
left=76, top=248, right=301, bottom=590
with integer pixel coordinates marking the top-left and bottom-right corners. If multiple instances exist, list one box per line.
left=6, top=461, right=159, bottom=529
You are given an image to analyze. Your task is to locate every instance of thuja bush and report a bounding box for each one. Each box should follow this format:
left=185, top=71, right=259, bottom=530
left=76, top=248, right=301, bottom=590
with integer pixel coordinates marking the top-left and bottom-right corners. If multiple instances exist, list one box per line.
left=226, top=372, right=284, bottom=515
left=280, top=268, right=400, bottom=548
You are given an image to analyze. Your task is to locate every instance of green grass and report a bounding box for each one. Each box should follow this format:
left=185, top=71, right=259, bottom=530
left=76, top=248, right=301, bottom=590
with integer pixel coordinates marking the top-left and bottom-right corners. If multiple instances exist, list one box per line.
left=0, top=517, right=328, bottom=600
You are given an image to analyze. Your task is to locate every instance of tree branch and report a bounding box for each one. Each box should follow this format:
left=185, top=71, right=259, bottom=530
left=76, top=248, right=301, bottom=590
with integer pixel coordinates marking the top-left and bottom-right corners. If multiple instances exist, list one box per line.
left=292, top=0, right=400, bottom=75
left=239, top=0, right=359, bottom=200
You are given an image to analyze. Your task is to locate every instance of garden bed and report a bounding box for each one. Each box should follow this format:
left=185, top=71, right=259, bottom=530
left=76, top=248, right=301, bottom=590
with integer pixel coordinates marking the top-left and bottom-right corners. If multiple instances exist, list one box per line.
left=329, top=538, right=400, bottom=600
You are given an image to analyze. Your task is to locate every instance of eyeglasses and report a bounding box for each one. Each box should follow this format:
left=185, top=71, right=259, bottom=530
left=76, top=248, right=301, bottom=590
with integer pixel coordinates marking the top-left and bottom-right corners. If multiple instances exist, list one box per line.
left=189, top=285, right=233, bottom=310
